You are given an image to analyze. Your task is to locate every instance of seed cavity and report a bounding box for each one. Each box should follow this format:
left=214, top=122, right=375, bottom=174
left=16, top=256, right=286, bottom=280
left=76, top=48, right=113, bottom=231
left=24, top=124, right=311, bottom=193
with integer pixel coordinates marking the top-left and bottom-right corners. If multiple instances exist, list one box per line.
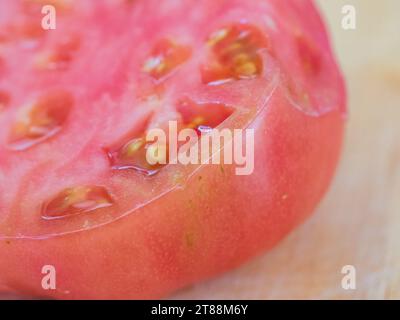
left=106, top=98, right=233, bottom=174
left=296, top=34, right=321, bottom=76
left=41, top=185, right=113, bottom=220
left=177, top=98, right=234, bottom=133
left=8, top=90, right=73, bottom=150
left=107, top=136, right=167, bottom=176
left=35, top=36, right=80, bottom=70
left=202, top=23, right=269, bottom=85
left=286, top=79, right=314, bottom=114
left=143, top=38, right=192, bottom=80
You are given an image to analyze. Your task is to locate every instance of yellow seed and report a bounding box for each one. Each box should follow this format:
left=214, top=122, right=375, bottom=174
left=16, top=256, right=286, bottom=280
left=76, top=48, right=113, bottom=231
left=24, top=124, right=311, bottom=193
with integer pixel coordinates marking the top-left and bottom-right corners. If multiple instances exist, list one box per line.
left=207, top=28, right=228, bottom=46
left=64, top=186, right=91, bottom=206
left=233, top=53, right=251, bottom=64
left=123, top=139, right=144, bottom=157
left=143, top=39, right=191, bottom=80
left=187, top=116, right=205, bottom=129
left=225, top=42, right=243, bottom=53
left=155, top=62, right=166, bottom=74
left=234, top=61, right=257, bottom=77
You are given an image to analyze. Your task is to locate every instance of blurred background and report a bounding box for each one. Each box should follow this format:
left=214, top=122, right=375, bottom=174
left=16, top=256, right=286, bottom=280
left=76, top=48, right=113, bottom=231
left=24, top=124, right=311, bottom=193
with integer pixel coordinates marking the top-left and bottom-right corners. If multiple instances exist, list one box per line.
left=173, top=0, right=400, bottom=299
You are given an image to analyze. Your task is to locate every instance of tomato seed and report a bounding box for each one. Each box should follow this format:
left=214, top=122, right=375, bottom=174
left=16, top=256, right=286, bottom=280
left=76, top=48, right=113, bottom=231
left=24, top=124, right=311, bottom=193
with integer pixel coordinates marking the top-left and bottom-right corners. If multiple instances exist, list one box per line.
left=8, top=90, right=73, bottom=150
left=107, top=136, right=167, bottom=176
left=143, top=38, right=192, bottom=80
left=176, top=97, right=233, bottom=133
left=202, top=23, right=269, bottom=85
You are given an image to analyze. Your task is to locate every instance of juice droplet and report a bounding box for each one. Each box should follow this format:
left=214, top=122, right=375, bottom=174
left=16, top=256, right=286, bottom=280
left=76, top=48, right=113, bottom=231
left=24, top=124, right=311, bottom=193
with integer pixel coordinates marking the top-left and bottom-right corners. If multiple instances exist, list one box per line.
left=8, top=90, right=73, bottom=150
left=202, top=23, right=269, bottom=85
left=41, top=185, right=114, bottom=220
left=143, top=38, right=192, bottom=80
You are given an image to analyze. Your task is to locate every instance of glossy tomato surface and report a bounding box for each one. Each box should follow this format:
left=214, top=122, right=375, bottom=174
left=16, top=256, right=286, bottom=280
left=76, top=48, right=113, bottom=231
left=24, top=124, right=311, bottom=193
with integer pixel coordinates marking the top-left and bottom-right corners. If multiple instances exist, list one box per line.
left=0, top=0, right=346, bottom=299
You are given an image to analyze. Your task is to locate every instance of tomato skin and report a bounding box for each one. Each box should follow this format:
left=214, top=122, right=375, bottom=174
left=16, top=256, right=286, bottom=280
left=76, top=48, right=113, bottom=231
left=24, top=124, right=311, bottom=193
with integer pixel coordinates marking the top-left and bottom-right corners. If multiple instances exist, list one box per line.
left=0, top=86, right=345, bottom=299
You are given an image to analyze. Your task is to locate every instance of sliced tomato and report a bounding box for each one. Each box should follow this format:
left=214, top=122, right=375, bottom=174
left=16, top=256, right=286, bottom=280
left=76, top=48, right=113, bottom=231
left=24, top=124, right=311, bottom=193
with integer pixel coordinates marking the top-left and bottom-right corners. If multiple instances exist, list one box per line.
left=0, top=0, right=346, bottom=299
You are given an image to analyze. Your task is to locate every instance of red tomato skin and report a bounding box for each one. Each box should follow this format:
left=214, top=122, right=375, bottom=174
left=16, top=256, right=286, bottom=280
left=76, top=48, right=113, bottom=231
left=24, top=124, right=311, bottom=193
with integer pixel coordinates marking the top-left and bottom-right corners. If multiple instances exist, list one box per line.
left=0, top=86, right=345, bottom=299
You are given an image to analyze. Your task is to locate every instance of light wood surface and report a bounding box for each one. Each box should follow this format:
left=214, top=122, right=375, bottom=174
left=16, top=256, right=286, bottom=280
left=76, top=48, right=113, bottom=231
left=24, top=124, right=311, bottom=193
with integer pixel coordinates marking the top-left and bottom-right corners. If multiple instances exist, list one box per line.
left=172, top=0, right=400, bottom=299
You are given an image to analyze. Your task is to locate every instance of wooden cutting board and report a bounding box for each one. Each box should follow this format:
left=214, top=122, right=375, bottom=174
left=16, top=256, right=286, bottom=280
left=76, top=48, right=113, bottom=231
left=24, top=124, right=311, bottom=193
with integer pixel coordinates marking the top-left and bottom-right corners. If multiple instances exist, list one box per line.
left=172, top=0, right=400, bottom=299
